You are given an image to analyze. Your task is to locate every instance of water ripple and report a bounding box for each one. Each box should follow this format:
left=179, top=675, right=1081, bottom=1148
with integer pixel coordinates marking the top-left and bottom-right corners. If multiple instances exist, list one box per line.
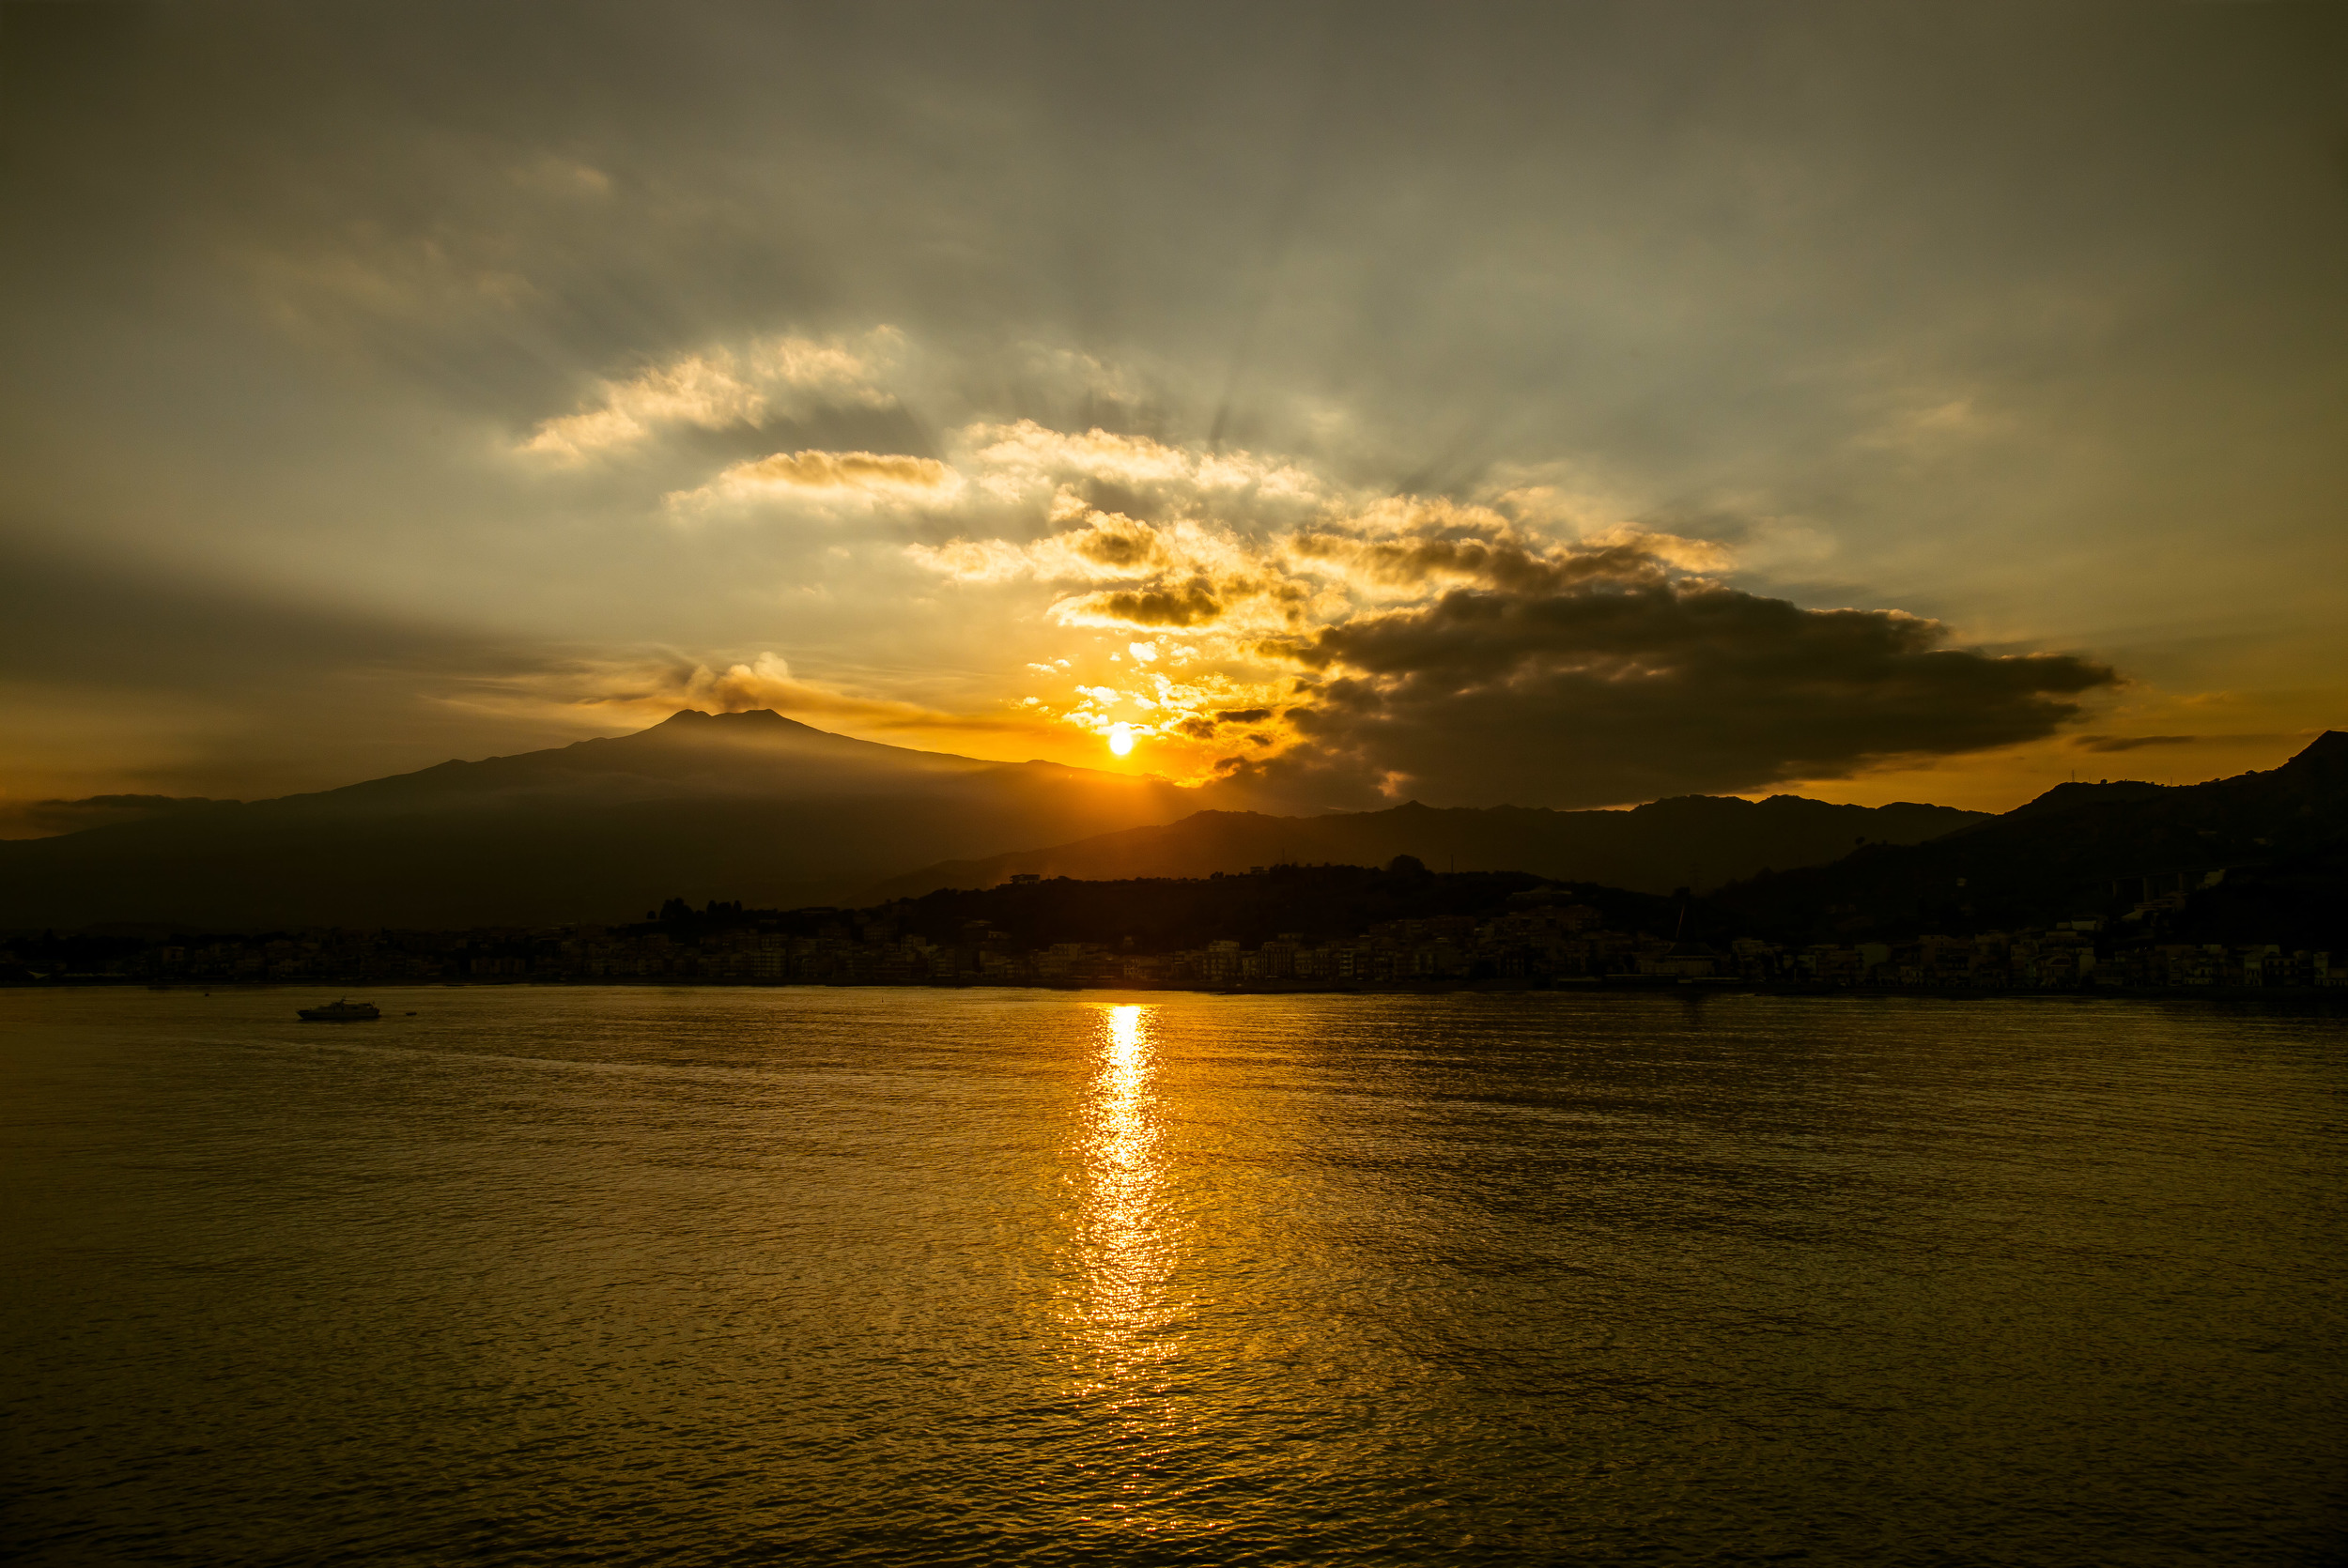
left=3, top=988, right=2342, bottom=1564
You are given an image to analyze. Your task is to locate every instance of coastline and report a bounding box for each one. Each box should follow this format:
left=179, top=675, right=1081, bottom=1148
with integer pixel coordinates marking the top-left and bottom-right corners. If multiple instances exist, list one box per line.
left=14, top=975, right=2346, bottom=1007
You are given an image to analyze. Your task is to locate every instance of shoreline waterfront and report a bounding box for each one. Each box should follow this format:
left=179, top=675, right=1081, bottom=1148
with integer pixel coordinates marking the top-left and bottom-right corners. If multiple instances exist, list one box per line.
left=17, top=974, right=2348, bottom=1007
left=14, top=867, right=2333, bottom=996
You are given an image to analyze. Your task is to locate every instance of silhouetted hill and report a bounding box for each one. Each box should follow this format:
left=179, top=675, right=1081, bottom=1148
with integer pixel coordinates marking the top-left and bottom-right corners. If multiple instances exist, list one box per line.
left=0, top=711, right=1219, bottom=930
left=0, top=794, right=240, bottom=839
left=1710, top=730, right=2348, bottom=946
left=863, top=794, right=1986, bottom=901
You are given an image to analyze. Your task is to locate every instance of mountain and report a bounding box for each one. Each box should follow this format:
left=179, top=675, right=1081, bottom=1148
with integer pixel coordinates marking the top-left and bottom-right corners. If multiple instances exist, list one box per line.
left=0, top=710, right=1216, bottom=930
left=861, top=794, right=1988, bottom=901
left=1709, top=730, right=2348, bottom=946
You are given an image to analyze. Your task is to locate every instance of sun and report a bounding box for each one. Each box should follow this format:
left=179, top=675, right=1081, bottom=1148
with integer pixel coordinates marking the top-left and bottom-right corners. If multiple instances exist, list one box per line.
left=1106, top=723, right=1135, bottom=757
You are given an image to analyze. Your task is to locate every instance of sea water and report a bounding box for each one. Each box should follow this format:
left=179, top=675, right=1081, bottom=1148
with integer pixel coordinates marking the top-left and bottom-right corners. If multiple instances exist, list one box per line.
left=4, top=987, right=2342, bottom=1564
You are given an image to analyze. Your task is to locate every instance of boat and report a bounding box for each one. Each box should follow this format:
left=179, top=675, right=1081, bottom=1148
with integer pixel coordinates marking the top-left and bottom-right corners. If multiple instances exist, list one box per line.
left=297, top=998, right=380, bottom=1022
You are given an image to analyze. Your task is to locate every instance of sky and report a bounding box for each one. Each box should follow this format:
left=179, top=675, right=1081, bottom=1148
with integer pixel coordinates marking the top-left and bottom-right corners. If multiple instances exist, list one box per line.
left=3, top=1, right=2343, bottom=836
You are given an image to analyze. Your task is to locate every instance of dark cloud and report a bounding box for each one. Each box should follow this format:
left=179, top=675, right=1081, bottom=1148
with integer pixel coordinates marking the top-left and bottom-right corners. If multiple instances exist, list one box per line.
left=1055, top=579, right=1224, bottom=628
left=2073, top=733, right=2200, bottom=753
left=1289, top=532, right=1671, bottom=595
left=1243, top=576, right=2117, bottom=807
left=1174, top=706, right=1278, bottom=742
left=1065, top=515, right=1174, bottom=573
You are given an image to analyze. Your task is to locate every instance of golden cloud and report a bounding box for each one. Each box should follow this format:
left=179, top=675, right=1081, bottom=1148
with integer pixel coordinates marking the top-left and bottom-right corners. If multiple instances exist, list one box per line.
left=960, top=421, right=1327, bottom=526
left=518, top=330, right=902, bottom=459
left=904, top=537, right=1032, bottom=582
left=747, top=450, right=953, bottom=491
left=665, top=449, right=962, bottom=517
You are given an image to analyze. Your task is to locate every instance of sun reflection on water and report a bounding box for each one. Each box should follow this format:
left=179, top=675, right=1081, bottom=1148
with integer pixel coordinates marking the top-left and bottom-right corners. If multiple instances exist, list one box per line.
left=1072, top=1003, right=1180, bottom=1383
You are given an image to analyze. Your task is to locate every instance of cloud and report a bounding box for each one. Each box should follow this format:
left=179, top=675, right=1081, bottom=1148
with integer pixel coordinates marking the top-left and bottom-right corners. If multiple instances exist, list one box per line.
left=1288, top=520, right=1705, bottom=598
left=2073, top=733, right=2199, bottom=752
left=648, top=652, right=979, bottom=730
left=519, top=331, right=902, bottom=459
left=726, top=450, right=954, bottom=493
left=459, top=650, right=1052, bottom=747
left=904, top=465, right=1722, bottom=648
left=907, top=496, right=1331, bottom=638
left=669, top=449, right=962, bottom=514
left=1051, top=578, right=1228, bottom=629
left=508, top=154, right=612, bottom=199
left=235, top=229, right=540, bottom=331
left=896, top=429, right=2126, bottom=796
left=1236, top=572, right=2120, bottom=807
left=914, top=508, right=1244, bottom=586
left=966, top=420, right=1321, bottom=506
left=904, top=537, right=1035, bottom=583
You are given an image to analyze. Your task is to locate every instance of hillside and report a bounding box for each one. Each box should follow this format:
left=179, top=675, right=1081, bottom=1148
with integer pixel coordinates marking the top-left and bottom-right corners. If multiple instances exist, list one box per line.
left=862, top=794, right=1986, bottom=901
left=1709, top=730, right=2348, bottom=947
left=0, top=710, right=1214, bottom=930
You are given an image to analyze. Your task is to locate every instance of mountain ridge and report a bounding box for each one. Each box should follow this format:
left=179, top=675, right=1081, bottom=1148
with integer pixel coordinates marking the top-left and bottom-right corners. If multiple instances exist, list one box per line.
left=1711, top=730, right=2348, bottom=946
left=860, top=793, right=1988, bottom=901
left=34, top=707, right=2312, bottom=937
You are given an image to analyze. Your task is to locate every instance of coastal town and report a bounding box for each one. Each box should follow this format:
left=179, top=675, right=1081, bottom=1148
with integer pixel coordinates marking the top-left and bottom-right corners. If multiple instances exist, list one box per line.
left=9, top=876, right=2339, bottom=994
